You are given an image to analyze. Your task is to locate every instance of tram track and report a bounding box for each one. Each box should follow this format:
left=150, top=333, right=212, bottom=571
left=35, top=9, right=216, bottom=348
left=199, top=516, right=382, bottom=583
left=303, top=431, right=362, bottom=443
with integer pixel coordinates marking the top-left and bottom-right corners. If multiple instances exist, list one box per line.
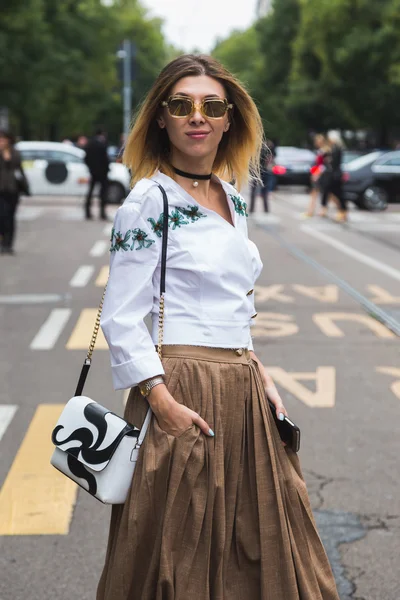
left=273, top=190, right=400, bottom=254
left=255, top=219, right=400, bottom=337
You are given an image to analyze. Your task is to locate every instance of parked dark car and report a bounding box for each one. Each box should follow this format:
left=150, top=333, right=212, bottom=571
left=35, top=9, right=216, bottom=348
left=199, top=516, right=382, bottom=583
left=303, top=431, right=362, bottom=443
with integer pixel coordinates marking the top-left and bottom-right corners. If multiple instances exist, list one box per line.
left=341, top=150, right=367, bottom=165
left=272, top=147, right=316, bottom=186
left=342, top=151, right=400, bottom=210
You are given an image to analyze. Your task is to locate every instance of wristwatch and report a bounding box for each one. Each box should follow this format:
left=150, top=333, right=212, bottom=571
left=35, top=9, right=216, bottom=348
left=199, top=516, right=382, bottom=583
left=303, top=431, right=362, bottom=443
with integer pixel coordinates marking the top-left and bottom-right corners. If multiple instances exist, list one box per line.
left=139, top=376, right=165, bottom=398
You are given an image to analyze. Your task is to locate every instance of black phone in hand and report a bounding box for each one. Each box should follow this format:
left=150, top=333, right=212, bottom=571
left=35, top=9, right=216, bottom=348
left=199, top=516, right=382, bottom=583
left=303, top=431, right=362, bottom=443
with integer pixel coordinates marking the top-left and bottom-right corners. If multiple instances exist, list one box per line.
left=268, top=399, right=301, bottom=452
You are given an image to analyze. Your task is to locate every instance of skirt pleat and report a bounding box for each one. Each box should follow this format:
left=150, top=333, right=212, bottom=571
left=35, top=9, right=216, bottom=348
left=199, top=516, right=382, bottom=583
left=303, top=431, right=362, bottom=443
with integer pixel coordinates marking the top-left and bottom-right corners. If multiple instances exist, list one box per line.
left=97, top=346, right=339, bottom=600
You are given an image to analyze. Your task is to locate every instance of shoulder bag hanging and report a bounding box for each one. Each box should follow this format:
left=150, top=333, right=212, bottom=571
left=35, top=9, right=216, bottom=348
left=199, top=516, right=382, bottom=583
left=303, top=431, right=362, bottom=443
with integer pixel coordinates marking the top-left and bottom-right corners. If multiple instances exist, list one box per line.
left=50, top=183, right=169, bottom=504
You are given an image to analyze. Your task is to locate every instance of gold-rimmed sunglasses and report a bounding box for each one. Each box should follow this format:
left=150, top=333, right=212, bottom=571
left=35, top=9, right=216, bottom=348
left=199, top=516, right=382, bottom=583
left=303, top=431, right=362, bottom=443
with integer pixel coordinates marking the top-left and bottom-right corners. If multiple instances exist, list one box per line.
left=161, top=95, right=233, bottom=119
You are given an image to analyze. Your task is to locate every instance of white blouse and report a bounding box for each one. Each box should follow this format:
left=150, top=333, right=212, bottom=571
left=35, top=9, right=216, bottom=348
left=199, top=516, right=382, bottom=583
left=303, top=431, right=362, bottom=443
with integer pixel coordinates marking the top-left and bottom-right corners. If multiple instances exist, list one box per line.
left=101, top=171, right=263, bottom=390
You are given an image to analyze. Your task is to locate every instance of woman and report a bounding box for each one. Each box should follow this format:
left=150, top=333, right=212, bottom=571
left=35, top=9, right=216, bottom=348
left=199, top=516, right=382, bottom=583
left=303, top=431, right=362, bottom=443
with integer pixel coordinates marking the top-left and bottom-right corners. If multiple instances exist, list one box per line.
left=303, top=133, right=330, bottom=218
left=320, top=130, right=347, bottom=222
left=0, top=130, right=27, bottom=254
left=97, top=54, right=339, bottom=600
left=249, top=140, right=275, bottom=213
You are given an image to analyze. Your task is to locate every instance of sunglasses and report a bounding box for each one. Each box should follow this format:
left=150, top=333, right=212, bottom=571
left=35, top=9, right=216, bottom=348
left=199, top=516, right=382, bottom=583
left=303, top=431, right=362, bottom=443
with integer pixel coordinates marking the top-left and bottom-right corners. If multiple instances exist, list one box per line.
left=161, top=95, right=233, bottom=119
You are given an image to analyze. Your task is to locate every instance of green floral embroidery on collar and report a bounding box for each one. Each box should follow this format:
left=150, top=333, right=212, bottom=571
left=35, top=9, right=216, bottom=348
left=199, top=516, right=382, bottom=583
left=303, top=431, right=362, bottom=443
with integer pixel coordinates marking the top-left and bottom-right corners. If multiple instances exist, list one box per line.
left=130, top=228, right=155, bottom=250
left=110, top=227, right=155, bottom=252
left=229, top=194, right=248, bottom=217
left=169, top=209, right=189, bottom=230
left=147, top=215, right=165, bottom=238
left=111, top=229, right=131, bottom=252
left=177, top=205, right=207, bottom=222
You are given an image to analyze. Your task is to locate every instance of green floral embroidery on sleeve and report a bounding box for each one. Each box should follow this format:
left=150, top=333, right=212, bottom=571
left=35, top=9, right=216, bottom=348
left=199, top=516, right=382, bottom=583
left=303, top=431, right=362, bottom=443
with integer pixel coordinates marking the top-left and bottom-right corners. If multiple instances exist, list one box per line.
left=147, top=214, right=165, bottom=238
left=176, top=205, right=207, bottom=222
left=130, top=228, right=155, bottom=250
left=229, top=194, right=248, bottom=217
left=111, top=229, right=131, bottom=252
left=169, top=209, right=189, bottom=230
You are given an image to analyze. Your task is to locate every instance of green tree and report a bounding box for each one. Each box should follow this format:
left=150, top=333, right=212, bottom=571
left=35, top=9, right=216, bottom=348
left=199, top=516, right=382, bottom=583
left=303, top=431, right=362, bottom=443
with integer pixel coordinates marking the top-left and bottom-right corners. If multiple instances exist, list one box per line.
left=289, top=0, right=400, bottom=144
left=0, top=0, right=170, bottom=141
left=212, top=27, right=264, bottom=95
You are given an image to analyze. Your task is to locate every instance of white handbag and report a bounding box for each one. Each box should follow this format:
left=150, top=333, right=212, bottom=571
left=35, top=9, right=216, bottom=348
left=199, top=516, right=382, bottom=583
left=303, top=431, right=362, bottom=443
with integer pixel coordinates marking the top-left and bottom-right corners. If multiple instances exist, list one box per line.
left=50, top=183, right=169, bottom=504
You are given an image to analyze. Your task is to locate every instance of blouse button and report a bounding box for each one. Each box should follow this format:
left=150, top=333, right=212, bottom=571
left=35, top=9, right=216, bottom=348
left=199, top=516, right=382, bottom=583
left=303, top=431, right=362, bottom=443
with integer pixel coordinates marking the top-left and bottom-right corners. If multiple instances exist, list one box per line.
left=246, top=289, right=254, bottom=296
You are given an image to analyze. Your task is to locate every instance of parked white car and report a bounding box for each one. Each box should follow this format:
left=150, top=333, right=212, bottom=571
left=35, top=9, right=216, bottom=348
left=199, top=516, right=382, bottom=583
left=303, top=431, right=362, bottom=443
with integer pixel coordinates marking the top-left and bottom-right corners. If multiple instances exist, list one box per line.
left=16, top=141, right=131, bottom=204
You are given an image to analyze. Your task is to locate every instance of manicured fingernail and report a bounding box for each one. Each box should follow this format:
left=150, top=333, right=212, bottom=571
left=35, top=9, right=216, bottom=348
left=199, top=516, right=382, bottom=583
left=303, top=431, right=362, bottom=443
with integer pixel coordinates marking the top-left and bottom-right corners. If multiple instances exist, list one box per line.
left=278, top=413, right=285, bottom=421
left=208, top=428, right=215, bottom=436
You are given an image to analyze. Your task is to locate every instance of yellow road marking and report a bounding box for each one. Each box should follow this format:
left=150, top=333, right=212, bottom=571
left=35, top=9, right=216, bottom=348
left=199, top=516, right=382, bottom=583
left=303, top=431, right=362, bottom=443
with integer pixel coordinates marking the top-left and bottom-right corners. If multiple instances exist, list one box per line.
left=66, top=309, right=108, bottom=349
left=376, top=367, right=400, bottom=400
left=252, top=312, right=299, bottom=337
left=313, top=312, right=396, bottom=338
left=267, top=367, right=336, bottom=408
left=292, top=284, right=339, bottom=303
left=367, top=285, right=400, bottom=305
left=95, top=266, right=109, bottom=287
left=0, top=405, right=78, bottom=535
left=255, top=285, right=294, bottom=304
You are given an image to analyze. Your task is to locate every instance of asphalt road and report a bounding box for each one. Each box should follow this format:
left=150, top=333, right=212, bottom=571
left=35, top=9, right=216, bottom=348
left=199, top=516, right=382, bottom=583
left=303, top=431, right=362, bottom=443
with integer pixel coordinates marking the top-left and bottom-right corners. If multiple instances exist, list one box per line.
left=0, top=189, right=399, bottom=600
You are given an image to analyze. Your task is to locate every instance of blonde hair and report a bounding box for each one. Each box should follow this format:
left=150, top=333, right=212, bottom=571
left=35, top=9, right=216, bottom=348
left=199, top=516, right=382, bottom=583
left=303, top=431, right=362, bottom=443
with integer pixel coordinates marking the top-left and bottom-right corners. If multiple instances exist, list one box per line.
left=327, top=130, right=345, bottom=148
left=123, top=54, right=264, bottom=190
left=314, top=133, right=330, bottom=153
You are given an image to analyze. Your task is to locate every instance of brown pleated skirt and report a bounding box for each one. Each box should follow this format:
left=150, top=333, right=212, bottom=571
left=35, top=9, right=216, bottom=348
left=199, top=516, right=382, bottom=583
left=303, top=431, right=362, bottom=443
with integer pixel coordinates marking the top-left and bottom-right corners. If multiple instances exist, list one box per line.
left=97, top=346, right=339, bottom=600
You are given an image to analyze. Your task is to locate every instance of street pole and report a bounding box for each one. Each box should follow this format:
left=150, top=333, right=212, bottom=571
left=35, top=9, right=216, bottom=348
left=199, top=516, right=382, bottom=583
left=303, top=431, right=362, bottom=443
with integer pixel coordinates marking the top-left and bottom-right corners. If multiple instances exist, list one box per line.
left=122, top=39, right=132, bottom=139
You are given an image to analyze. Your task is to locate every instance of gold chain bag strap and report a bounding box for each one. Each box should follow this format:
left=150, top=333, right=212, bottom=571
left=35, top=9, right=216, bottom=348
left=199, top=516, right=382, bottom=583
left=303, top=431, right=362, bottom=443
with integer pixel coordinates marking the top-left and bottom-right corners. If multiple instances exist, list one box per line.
left=74, top=182, right=169, bottom=397
left=49, top=183, right=170, bottom=504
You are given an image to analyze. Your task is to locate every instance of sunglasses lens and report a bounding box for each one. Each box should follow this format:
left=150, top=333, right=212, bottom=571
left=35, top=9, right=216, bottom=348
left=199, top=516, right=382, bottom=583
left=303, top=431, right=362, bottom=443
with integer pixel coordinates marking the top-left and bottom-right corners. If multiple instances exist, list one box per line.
left=168, top=98, right=192, bottom=117
left=203, top=100, right=227, bottom=118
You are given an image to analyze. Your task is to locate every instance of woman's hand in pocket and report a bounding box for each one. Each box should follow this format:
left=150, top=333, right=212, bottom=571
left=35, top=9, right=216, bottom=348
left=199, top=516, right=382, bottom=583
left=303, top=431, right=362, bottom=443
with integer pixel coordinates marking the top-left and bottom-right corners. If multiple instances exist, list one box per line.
left=147, top=384, right=214, bottom=438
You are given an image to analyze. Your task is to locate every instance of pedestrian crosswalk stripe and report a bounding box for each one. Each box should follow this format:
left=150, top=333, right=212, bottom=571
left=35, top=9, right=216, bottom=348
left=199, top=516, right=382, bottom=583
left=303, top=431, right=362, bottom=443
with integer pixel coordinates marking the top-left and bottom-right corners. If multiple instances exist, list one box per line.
left=66, top=309, right=108, bottom=349
left=0, top=405, right=18, bottom=442
left=90, top=240, right=109, bottom=257
left=95, top=266, right=109, bottom=287
left=30, top=309, right=72, bottom=350
left=69, top=265, right=95, bottom=288
left=0, top=404, right=77, bottom=535
left=17, top=207, right=45, bottom=221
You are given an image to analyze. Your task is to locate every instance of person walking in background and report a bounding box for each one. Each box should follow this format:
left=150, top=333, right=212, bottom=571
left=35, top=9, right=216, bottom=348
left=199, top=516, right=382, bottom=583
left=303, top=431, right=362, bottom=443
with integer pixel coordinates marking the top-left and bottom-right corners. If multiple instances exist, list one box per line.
left=0, top=130, right=29, bottom=255
left=320, top=130, right=347, bottom=222
left=96, top=53, right=339, bottom=600
left=84, top=128, right=109, bottom=220
left=249, top=141, right=274, bottom=213
left=303, top=133, right=330, bottom=218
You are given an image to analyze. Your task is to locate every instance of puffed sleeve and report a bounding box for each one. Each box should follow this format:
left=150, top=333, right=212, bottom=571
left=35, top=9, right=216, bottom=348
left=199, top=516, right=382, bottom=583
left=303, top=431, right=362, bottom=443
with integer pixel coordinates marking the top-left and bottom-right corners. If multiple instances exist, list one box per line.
left=100, top=186, right=165, bottom=390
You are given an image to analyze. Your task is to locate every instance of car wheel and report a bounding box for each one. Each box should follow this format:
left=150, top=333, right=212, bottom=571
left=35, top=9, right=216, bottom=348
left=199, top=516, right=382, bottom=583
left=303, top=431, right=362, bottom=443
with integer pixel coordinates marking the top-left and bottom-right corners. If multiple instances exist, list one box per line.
left=361, top=186, right=388, bottom=211
left=106, top=182, right=126, bottom=205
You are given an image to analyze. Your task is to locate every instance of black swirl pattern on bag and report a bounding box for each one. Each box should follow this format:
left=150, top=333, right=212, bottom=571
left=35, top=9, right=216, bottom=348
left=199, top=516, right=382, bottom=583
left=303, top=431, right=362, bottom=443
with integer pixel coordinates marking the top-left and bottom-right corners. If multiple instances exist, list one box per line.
left=52, top=402, right=137, bottom=496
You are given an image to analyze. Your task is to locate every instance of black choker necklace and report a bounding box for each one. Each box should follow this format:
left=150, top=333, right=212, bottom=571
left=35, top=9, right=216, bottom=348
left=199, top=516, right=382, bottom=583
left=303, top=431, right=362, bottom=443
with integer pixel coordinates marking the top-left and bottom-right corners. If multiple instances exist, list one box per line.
left=173, top=166, right=212, bottom=188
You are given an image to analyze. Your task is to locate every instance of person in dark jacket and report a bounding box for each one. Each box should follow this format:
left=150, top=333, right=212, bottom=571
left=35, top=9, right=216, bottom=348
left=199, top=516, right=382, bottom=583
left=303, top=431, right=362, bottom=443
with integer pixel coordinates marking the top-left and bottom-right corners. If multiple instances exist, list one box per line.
left=249, top=141, right=275, bottom=213
left=320, top=130, right=347, bottom=222
left=0, top=130, right=29, bottom=254
left=84, top=129, right=110, bottom=220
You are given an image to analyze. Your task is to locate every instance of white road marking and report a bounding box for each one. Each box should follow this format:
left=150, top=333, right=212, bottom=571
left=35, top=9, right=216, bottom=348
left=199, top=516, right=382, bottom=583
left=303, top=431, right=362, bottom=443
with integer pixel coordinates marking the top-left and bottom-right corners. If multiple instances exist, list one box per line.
left=0, top=294, right=63, bottom=304
left=90, top=240, right=108, bottom=257
left=58, top=207, right=85, bottom=221
left=0, top=405, right=18, bottom=442
left=251, top=213, right=281, bottom=224
left=17, top=207, right=44, bottom=221
left=353, top=223, right=400, bottom=231
left=301, top=225, right=400, bottom=282
left=69, top=266, right=94, bottom=288
left=30, top=309, right=72, bottom=350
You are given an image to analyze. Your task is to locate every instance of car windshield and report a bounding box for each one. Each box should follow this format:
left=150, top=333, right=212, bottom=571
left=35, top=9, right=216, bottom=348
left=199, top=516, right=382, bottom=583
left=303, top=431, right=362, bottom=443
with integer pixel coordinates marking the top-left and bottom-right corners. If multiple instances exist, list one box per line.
left=345, top=151, right=383, bottom=171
